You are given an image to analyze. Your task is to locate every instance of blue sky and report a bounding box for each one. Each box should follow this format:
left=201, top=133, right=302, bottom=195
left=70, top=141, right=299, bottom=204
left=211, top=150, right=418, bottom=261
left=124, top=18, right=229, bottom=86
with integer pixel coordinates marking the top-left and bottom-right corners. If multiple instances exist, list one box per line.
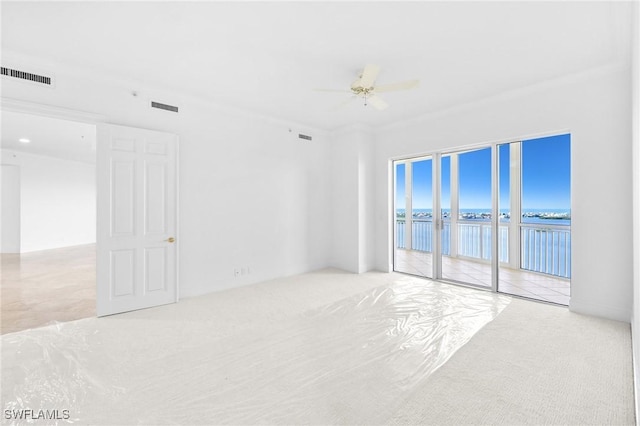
left=396, top=133, right=571, bottom=211
left=458, top=147, right=491, bottom=209
left=521, top=134, right=571, bottom=210
left=412, top=159, right=432, bottom=208
left=499, top=144, right=510, bottom=208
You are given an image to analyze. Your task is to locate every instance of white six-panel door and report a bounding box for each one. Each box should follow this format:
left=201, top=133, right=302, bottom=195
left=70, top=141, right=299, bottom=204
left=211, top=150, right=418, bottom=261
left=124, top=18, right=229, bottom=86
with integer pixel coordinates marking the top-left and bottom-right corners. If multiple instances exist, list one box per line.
left=96, top=124, right=178, bottom=317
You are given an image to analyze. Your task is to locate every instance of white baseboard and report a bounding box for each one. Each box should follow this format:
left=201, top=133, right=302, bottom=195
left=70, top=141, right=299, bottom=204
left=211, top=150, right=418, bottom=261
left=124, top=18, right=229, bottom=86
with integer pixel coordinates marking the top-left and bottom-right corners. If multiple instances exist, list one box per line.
left=631, top=318, right=639, bottom=426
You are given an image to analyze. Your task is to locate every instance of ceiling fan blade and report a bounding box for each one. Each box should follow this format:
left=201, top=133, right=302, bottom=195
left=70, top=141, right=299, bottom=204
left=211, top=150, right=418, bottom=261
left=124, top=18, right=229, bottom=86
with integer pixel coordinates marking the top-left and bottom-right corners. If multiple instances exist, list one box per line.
left=355, top=64, right=380, bottom=88
left=374, top=79, right=420, bottom=93
left=367, top=95, right=388, bottom=110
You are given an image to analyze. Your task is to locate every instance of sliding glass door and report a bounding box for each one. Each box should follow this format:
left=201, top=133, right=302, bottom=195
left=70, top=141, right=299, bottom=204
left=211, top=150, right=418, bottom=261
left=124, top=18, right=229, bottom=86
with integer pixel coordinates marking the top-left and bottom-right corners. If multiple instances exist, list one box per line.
left=394, top=157, right=433, bottom=279
left=440, top=147, right=492, bottom=288
left=497, top=135, right=571, bottom=305
left=393, top=134, right=571, bottom=305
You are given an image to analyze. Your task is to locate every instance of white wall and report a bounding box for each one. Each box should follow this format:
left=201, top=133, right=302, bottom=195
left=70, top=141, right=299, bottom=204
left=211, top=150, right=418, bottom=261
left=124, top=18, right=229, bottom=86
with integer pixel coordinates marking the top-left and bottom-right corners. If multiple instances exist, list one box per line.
left=0, top=55, right=331, bottom=297
left=176, top=107, right=330, bottom=296
left=630, top=0, right=640, bottom=416
left=1, top=163, right=20, bottom=253
left=329, top=125, right=376, bottom=273
left=374, top=64, right=633, bottom=322
left=1, top=149, right=96, bottom=252
left=359, top=128, right=376, bottom=274
left=329, top=128, right=360, bottom=272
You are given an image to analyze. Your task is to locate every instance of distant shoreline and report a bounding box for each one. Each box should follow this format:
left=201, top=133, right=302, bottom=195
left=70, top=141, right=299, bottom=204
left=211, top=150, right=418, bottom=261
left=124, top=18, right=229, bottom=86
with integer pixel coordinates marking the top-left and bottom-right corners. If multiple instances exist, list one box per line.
left=395, top=210, right=571, bottom=224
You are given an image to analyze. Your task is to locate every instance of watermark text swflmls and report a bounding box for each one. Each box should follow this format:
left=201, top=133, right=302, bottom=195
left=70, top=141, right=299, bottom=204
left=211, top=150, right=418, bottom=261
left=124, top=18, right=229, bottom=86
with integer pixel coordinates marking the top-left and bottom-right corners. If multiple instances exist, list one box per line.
left=4, top=409, right=70, bottom=421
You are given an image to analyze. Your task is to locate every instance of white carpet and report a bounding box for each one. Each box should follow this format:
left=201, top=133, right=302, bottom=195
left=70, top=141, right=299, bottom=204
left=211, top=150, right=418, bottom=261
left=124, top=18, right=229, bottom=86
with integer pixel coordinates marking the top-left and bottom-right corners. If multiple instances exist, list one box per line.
left=1, top=269, right=634, bottom=425
left=390, top=296, right=635, bottom=425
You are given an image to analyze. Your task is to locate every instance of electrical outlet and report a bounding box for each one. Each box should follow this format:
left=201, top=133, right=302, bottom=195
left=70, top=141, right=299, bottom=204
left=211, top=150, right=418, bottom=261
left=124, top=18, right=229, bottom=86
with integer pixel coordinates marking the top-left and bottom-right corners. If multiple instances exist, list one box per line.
left=234, top=268, right=241, bottom=277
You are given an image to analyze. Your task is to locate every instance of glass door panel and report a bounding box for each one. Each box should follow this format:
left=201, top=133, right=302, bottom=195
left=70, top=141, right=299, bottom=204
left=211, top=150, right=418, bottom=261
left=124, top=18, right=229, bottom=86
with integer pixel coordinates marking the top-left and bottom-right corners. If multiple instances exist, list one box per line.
left=393, top=157, right=433, bottom=279
left=441, top=147, right=492, bottom=287
left=440, top=155, right=451, bottom=260
left=497, top=135, right=571, bottom=305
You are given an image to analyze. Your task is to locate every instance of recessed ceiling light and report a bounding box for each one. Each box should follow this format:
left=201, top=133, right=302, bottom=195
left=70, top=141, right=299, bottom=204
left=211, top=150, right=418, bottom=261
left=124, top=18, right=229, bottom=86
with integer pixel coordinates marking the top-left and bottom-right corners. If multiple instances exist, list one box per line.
left=18, top=138, right=31, bottom=144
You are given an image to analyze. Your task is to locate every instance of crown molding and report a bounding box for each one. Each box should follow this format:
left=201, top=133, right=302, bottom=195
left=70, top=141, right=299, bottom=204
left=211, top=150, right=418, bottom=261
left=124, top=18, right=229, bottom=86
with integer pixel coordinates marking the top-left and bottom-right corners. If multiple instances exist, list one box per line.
left=1, top=97, right=106, bottom=124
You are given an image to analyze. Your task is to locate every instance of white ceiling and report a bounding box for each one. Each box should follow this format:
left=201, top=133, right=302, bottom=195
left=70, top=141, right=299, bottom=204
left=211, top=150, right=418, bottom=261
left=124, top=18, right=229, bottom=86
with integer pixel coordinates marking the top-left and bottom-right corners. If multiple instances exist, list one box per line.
left=1, top=111, right=97, bottom=164
left=0, top=1, right=631, bottom=131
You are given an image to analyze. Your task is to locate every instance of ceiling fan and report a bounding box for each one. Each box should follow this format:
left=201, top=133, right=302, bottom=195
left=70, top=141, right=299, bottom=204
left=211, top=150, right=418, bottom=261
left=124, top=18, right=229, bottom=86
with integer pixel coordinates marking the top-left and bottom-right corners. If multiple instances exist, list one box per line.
left=315, top=64, right=419, bottom=110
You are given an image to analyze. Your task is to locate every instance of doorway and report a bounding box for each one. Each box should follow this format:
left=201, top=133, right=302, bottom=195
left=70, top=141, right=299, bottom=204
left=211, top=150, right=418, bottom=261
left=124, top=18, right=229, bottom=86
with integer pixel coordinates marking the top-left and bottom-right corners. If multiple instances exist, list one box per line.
left=394, top=157, right=434, bottom=278
left=393, top=134, right=571, bottom=305
left=497, top=135, right=571, bottom=304
left=1, top=107, right=181, bottom=332
left=440, top=147, right=493, bottom=288
left=1, top=110, right=98, bottom=333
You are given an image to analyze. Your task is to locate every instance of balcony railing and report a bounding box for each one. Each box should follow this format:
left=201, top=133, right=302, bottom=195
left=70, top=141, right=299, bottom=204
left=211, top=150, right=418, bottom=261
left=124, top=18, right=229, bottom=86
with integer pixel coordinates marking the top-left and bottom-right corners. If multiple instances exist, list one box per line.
left=457, top=222, right=510, bottom=263
left=521, top=223, right=571, bottom=278
left=396, top=218, right=570, bottom=278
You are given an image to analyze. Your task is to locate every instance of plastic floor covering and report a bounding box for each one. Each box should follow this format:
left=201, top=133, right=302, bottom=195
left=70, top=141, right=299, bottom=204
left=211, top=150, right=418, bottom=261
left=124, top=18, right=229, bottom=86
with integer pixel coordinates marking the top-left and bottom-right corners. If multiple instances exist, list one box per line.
left=1, top=274, right=510, bottom=425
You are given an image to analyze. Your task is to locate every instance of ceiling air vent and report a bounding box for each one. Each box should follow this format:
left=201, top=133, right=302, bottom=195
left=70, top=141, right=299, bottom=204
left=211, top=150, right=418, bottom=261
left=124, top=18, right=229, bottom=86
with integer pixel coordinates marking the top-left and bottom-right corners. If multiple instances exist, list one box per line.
left=298, top=133, right=312, bottom=141
left=151, top=101, right=179, bottom=113
left=1, top=66, right=53, bottom=86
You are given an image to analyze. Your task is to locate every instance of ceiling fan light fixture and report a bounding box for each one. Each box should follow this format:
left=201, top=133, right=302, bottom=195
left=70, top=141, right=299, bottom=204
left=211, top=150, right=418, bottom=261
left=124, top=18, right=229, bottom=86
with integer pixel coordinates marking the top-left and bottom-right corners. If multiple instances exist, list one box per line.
left=317, top=64, right=418, bottom=111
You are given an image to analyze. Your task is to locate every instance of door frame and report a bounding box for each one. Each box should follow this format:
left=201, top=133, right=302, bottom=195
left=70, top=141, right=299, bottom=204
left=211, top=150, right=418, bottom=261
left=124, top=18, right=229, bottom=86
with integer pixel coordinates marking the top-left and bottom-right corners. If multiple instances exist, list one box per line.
left=0, top=97, right=181, bottom=313
left=392, top=154, right=435, bottom=279
left=390, top=130, right=571, bottom=296
left=393, top=146, right=495, bottom=287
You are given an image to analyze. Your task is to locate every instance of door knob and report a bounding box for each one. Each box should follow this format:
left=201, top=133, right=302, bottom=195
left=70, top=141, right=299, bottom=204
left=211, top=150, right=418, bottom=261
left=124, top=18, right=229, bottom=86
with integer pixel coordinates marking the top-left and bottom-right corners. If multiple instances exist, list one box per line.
left=166, top=237, right=175, bottom=243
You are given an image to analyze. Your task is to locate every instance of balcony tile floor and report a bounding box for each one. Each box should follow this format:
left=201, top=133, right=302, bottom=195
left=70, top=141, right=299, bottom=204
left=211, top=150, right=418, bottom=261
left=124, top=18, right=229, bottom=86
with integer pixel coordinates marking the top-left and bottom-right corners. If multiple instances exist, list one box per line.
left=394, top=249, right=570, bottom=306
